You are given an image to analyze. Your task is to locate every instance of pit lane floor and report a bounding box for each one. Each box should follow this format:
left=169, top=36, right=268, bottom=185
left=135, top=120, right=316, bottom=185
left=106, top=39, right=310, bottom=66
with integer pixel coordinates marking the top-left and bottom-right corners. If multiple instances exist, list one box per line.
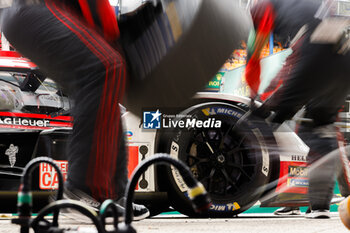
left=0, top=212, right=348, bottom=233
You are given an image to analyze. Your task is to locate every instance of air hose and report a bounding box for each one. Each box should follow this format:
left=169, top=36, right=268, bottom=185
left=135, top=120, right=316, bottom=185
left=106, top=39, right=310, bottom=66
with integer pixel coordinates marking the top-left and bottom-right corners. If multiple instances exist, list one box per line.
left=121, top=153, right=211, bottom=230
left=13, top=154, right=210, bottom=233
left=12, top=156, right=108, bottom=233
left=12, top=157, right=64, bottom=232
left=31, top=199, right=105, bottom=233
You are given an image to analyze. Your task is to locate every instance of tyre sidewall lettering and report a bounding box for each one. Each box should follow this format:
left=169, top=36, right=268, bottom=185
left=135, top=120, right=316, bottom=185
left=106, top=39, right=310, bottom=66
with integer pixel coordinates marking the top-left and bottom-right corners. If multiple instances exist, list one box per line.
left=170, top=140, right=189, bottom=192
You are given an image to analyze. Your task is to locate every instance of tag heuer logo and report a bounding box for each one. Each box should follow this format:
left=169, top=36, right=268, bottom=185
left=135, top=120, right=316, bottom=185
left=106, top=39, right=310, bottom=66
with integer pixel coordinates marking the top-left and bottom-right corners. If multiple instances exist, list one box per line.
left=5, top=144, right=19, bottom=167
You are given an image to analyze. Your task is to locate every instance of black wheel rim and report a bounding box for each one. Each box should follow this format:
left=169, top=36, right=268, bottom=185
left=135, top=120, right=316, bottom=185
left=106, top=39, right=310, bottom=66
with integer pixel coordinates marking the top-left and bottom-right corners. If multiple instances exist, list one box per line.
left=181, top=116, right=259, bottom=201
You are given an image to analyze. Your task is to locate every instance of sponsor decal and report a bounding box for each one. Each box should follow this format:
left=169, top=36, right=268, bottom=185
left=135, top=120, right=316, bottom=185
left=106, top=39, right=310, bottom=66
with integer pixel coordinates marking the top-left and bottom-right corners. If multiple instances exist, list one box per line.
left=205, top=72, right=224, bottom=92
left=125, top=131, right=133, bottom=140
left=5, top=144, right=18, bottom=167
left=0, top=117, right=49, bottom=127
left=143, top=109, right=221, bottom=129
left=143, top=110, right=161, bottom=129
left=287, top=178, right=309, bottom=188
left=201, top=107, right=243, bottom=119
left=291, top=155, right=307, bottom=162
left=276, top=161, right=308, bottom=194
left=209, top=202, right=241, bottom=212
left=288, top=166, right=308, bottom=178
left=39, top=160, right=68, bottom=190
left=0, top=112, right=73, bottom=129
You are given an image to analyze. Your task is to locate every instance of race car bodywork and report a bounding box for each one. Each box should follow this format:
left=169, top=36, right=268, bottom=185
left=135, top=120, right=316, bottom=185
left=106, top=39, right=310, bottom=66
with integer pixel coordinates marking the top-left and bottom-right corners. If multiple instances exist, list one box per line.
left=0, top=51, right=72, bottom=212
left=122, top=92, right=313, bottom=217
left=0, top=50, right=347, bottom=217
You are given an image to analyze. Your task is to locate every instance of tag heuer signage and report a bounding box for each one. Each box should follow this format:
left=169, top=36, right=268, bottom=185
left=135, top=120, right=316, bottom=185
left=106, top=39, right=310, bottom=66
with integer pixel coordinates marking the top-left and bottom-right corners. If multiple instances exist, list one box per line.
left=0, top=117, right=50, bottom=127
left=0, top=112, right=73, bottom=129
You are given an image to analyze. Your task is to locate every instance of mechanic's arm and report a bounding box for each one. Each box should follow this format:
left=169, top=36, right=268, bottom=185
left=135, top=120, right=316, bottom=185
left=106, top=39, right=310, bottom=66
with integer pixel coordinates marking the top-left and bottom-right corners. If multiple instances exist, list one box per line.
left=245, top=2, right=275, bottom=98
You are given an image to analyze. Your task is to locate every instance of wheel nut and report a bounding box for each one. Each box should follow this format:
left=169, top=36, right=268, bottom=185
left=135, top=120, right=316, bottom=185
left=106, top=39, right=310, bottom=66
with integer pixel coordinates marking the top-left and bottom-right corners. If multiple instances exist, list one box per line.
left=217, top=155, right=225, bottom=163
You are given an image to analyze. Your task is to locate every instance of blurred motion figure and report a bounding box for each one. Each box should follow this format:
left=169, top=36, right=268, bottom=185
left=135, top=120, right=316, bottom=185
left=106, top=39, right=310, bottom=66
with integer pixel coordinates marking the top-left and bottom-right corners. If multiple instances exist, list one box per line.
left=246, top=0, right=350, bottom=218
left=1, top=0, right=149, bottom=220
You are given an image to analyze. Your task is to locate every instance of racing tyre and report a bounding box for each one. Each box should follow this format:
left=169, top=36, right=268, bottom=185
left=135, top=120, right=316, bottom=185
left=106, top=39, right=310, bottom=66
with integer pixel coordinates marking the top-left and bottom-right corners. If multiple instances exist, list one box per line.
left=158, top=102, right=276, bottom=217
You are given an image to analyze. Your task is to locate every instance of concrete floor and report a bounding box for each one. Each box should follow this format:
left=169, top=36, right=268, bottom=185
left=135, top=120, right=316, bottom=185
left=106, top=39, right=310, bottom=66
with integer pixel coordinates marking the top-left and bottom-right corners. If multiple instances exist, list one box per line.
left=0, top=213, right=349, bottom=233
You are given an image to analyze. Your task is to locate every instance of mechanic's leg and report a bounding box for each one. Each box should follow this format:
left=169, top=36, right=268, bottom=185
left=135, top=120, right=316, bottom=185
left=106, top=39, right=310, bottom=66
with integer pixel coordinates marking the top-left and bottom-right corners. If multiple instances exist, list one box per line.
left=260, top=35, right=350, bottom=210
left=2, top=1, right=127, bottom=201
left=298, top=122, right=338, bottom=210
left=114, top=130, right=129, bottom=198
left=300, top=87, right=350, bottom=210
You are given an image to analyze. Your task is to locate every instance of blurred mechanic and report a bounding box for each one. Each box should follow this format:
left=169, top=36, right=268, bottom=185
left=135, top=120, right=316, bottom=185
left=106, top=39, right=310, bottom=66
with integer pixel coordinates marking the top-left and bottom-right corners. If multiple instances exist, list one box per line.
left=246, top=0, right=350, bottom=218
left=1, top=0, right=149, bottom=220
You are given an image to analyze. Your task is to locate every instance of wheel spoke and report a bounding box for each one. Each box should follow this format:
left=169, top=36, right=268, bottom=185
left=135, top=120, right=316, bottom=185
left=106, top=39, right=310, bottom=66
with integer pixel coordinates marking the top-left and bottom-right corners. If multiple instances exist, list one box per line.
left=220, top=168, right=238, bottom=191
left=227, top=163, right=252, bottom=181
left=209, top=168, right=216, bottom=179
left=219, top=123, right=235, bottom=150
left=201, top=131, right=209, bottom=141
left=208, top=168, right=216, bottom=193
left=193, top=134, right=204, bottom=144
left=235, top=136, right=246, bottom=148
left=213, top=129, right=222, bottom=140
left=200, top=168, right=216, bottom=182
left=200, top=168, right=216, bottom=192
left=187, top=154, right=210, bottom=167
left=192, top=131, right=217, bottom=154
left=205, top=141, right=215, bottom=154
left=219, top=121, right=246, bottom=150
left=196, top=131, right=216, bottom=154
